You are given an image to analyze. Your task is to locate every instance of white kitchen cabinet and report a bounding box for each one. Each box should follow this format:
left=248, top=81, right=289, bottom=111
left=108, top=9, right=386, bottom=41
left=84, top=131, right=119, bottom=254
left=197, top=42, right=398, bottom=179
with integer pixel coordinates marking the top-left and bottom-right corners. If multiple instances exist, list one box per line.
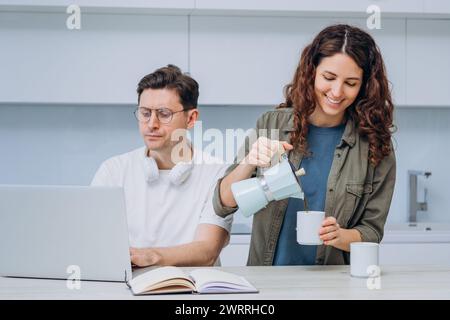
left=220, top=244, right=250, bottom=267
left=194, top=0, right=423, bottom=16
left=220, top=234, right=250, bottom=266
left=220, top=230, right=450, bottom=266
left=221, top=242, right=450, bottom=266
left=190, top=16, right=321, bottom=105
left=364, top=18, right=407, bottom=105
left=423, top=0, right=450, bottom=15
left=406, top=19, right=450, bottom=106
left=0, top=12, right=188, bottom=104
left=190, top=16, right=406, bottom=105
left=380, top=243, right=450, bottom=265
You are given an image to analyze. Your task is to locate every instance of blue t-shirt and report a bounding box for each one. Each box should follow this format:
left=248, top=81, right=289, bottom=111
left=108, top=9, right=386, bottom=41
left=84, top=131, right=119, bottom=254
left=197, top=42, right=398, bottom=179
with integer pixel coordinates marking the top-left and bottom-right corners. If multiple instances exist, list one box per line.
left=273, top=123, right=345, bottom=265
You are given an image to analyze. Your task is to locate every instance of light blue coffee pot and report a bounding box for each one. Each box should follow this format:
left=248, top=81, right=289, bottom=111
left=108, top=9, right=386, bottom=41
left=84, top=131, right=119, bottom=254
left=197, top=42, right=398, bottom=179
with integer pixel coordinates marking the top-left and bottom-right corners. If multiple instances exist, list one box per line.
left=231, top=154, right=306, bottom=217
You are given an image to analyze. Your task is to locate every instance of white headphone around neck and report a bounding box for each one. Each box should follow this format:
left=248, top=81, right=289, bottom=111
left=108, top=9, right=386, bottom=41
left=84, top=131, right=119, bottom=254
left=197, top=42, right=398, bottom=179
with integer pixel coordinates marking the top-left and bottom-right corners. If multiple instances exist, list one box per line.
left=144, top=156, right=194, bottom=186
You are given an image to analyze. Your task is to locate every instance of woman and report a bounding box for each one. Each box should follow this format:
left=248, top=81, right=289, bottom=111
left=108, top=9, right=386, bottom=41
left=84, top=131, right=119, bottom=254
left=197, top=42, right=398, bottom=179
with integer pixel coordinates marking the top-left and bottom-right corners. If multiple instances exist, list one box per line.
left=213, top=24, right=396, bottom=265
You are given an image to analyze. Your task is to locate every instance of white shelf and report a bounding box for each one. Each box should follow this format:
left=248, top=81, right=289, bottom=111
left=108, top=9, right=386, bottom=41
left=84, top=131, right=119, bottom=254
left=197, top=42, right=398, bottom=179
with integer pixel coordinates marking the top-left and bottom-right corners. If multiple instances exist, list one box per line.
left=194, top=0, right=425, bottom=17
left=1, top=0, right=450, bottom=18
left=0, top=0, right=196, bottom=15
left=1, top=102, right=449, bottom=109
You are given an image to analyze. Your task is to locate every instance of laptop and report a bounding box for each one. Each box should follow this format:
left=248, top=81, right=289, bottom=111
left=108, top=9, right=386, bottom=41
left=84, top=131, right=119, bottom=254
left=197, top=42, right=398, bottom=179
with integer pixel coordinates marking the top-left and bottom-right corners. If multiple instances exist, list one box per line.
left=0, top=185, right=132, bottom=282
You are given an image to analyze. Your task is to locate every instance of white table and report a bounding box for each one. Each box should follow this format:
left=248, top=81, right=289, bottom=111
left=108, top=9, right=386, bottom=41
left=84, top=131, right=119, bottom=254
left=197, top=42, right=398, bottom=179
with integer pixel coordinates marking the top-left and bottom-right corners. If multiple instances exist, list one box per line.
left=1, top=265, right=450, bottom=300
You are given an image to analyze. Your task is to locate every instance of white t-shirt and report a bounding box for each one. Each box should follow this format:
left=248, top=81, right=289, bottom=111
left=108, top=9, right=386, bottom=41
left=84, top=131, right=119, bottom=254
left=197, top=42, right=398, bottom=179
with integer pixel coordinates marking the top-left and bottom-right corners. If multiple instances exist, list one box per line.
left=91, top=146, right=232, bottom=248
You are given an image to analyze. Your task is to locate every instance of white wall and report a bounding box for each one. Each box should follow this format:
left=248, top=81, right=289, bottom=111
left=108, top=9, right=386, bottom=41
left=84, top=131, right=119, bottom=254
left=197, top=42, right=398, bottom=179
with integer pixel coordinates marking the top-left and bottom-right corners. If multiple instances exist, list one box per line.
left=0, top=104, right=271, bottom=185
left=1, top=105, right=449, bottom=226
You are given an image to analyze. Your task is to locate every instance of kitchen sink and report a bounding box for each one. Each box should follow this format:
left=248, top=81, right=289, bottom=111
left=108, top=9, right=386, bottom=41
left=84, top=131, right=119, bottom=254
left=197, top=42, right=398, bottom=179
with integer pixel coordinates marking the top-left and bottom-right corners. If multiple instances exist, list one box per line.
left=385, top=222, right=450, bottom=232
left=382, top=223, right=450, bottom=243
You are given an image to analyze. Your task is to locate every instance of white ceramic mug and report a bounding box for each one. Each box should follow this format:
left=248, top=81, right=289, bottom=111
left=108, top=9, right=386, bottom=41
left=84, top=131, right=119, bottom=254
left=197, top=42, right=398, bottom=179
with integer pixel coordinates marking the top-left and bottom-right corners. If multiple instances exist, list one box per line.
left=350, top=242, right=380, bottom=278
left=296, top=211, right=325, bottom=245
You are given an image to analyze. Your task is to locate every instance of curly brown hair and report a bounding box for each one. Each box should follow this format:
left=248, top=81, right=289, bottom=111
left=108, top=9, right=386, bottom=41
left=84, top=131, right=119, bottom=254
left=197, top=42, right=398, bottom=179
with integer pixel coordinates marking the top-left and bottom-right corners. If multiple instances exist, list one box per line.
left=279, top=24, right=394, bottom=167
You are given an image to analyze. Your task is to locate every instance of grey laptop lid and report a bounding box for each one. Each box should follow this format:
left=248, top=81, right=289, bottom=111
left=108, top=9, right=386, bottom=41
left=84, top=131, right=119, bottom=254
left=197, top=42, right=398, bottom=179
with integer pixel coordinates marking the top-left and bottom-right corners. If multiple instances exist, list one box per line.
left=0, top=185, right=132, bottom=282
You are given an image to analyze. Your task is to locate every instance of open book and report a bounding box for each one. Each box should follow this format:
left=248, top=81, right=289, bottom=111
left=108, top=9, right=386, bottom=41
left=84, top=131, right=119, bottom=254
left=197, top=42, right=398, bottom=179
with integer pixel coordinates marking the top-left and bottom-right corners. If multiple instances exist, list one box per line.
left=127, top=266, right=258, bottom=295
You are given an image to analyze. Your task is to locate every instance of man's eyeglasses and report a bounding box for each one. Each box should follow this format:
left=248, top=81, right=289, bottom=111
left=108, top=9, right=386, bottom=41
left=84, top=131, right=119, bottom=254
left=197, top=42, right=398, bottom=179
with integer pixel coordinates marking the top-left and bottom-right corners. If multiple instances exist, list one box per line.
left=134, top=107, right=186, bottom=124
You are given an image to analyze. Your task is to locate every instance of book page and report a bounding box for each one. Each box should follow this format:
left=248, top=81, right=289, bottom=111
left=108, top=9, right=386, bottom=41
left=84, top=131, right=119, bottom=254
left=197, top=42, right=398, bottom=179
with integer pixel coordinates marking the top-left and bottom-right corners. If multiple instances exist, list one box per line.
left=190, top=269, right=258, bottom=294
left=129, top=266, right=194, bottom=294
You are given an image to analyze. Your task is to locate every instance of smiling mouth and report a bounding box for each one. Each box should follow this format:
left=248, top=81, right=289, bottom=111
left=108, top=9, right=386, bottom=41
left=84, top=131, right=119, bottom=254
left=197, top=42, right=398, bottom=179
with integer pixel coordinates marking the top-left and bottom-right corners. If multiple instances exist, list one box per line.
left=325, top=95, right=344, bottom=105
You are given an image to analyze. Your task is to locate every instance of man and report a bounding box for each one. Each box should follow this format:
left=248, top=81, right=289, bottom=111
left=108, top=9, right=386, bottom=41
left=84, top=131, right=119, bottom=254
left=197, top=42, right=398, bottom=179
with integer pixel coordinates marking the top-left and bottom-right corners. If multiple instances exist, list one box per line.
left=91, top=65, right=232, bottom=267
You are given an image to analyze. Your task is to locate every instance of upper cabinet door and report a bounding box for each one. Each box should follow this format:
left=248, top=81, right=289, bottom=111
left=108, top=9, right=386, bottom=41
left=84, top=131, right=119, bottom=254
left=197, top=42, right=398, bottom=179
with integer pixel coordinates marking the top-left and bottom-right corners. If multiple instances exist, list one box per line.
left=0, top=12, right=188, bottom=104
left=406, top=19, right=450, bottom=106
left=423, top=0, right=450, bottom=15
left=190, top=16, right=406, bottom=106
left=190, top=16, right=327, bottom=105
left=366, top=18, right=407, bottom=106
left=351, top=18, right=407, bottom=106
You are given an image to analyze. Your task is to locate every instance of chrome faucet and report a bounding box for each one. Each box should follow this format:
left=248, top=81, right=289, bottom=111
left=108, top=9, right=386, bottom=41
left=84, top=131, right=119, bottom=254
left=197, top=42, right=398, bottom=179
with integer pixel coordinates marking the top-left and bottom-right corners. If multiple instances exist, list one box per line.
left=408, top=170, right=432, bottom=224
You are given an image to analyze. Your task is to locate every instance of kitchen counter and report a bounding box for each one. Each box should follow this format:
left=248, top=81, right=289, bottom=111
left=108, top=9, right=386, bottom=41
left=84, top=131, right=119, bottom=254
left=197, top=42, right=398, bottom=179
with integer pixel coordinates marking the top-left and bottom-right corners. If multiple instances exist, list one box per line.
left=224, top=223, right=450, bottom=266
left=1, top=265, right=450, bottom=299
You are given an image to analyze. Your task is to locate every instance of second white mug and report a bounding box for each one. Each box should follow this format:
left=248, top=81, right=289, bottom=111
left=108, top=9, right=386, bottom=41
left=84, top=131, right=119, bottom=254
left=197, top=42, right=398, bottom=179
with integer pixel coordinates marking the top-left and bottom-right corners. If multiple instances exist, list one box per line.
left=350, top=242, right=380, bottom=278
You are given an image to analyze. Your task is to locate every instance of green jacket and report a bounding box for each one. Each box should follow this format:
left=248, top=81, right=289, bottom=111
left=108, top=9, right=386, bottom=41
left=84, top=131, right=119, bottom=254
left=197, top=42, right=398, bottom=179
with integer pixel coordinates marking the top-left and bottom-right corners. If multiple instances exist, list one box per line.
left=213, top=108, right=396, bottom=265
